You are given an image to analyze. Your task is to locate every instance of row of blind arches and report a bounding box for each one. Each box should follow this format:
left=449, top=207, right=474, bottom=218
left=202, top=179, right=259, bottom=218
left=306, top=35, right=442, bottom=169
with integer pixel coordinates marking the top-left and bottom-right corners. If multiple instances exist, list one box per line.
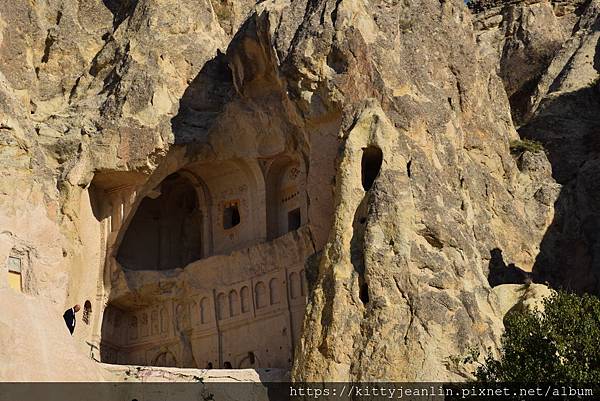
left=202, top=270, right=307, bottom=322
left=126, top=270, right=307, bottom=340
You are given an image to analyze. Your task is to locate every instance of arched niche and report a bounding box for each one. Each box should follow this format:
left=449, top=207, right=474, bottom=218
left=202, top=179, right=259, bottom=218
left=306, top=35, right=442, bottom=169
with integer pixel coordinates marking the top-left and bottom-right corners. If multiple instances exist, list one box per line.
left=152, top=350, right=178, bottom=367
left=186, top=159, right=266, bottom=255
left=289, top=272, right=301, bottom=299
left=83, top=300, right=92, bottom=325
left=265, top=156, right=307, bottom=240
left=255, top=281, right=267, bottom=309
left=217, top=292, right=228, bottom=320
left=116, top=172, right=206, bottom=271
left=240, top=286, right=250, bottom=313
left=269, top=278, right=281, bottom=305
left=229, top=290, right=240, bottom=317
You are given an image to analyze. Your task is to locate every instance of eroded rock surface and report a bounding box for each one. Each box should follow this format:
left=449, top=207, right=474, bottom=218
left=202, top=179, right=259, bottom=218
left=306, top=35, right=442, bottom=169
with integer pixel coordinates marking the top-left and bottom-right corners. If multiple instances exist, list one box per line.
left=470, top=0, right=588, bottom=123
left=0, top=289, right=106, bottom=381
left=0, top=0, right=565, bottom=383
left=493, top=283, right=554, bottom=317
left=514, top=0, right=600, bottom=293
left=283, top=0, right=558, bottom=380
left=472, top=0, right=600, bottom=293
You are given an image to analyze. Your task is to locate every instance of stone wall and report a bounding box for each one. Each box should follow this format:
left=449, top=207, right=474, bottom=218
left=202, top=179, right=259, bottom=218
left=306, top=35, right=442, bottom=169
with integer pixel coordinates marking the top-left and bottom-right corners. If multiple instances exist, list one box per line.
left=90, top=154, right=312, bottom=370
left=101, top=256, right=307, bottom=369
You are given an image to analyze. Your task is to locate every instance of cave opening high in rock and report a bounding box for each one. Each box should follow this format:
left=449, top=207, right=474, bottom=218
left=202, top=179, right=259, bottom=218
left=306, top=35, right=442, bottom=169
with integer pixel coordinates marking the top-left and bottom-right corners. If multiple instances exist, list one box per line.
left=361, top=146, right=383, bottom=191
left=116, top=173, right=204, bottom=271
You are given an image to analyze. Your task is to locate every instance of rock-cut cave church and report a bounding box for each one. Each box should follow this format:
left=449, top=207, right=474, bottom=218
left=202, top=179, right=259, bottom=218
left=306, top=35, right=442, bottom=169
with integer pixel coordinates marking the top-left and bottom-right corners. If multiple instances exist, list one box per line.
left=92, top=155, right=311, bottom=370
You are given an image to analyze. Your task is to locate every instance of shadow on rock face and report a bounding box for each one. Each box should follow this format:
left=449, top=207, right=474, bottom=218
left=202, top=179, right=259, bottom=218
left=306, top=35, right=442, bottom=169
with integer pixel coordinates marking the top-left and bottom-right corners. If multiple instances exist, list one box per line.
left=102, top=0, right=139, bottom=30
left=170, top=50, right=235, bottom=147
left=519, top=82, right=600, bottom=293
left=487, top=248, right=533, bottom=287
left=169, top=14, right=290, bottom=155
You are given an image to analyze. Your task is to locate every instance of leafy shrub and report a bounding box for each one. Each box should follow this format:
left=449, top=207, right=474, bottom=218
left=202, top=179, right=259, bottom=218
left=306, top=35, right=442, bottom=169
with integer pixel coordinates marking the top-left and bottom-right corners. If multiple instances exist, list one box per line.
left=475, top=291, right=600, bottom=382
left=509, top=139, right=545, bottom=155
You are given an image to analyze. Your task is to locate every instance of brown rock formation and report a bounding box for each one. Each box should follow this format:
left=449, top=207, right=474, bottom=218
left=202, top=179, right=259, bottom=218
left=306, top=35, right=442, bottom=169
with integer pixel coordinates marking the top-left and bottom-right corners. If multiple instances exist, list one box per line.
left=0, top=0, right=566, bottom=383
left=283, top=0, right=557, bottom=381
left=516, top=1, right=600, bottom=292
left=471, top=0, right=600, bottom=293
left=470, top=0, right=588, bottom=123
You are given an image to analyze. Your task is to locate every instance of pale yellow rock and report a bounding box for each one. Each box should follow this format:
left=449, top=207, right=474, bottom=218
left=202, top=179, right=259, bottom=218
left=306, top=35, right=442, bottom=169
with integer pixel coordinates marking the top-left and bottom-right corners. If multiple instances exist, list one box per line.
left=0, top=289, right=105, bottom=381
left=0, top=0, right=574, bottom=385
left=492, top=283, right=554, bottom=317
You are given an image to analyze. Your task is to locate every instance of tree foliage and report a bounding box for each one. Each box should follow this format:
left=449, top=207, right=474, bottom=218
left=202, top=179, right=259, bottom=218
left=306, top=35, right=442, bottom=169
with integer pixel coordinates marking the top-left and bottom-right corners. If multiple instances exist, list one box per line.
left=476, top=291, right=600, bottom=382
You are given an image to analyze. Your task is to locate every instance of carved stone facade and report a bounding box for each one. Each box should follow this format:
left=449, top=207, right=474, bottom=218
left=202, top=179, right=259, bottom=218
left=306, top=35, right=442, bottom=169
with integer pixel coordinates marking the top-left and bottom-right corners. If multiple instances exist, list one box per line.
left=95, top=153, right=311, bottom=369
left=100, top=258, right=308, bottom=369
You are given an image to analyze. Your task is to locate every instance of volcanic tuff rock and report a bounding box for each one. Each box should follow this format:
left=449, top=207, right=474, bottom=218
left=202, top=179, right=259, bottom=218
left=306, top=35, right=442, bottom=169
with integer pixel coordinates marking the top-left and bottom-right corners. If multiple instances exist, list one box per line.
left=492, top=283, right=554, bottom=317
left=0, top=0, right=241, bottom=305
left=472, top=0, right=600, bottom=293
left=0, top=289, right=106, bottom=381
left=1, top=0, right=561, bottom=382
left=517, top=1, right=600, bottom=293
left=470, top=0, right=589, bottom=123
left=286, top=0, right=558, bottom=381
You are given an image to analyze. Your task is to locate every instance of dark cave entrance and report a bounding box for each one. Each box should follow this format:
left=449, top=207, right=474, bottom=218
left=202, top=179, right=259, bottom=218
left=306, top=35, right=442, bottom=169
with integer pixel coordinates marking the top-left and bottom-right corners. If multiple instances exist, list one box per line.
left=116, top=173, right=203, bottom=271
left=361, top=146, right=383, bottom=191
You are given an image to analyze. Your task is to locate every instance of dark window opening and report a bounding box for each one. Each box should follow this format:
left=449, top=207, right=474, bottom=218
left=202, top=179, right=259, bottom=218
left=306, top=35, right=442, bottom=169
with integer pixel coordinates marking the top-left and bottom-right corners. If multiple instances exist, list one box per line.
left=287, top=208, right=301, bottom=232
left=361, top=146, right=383, bottom=191
left=223, top=202, right=240, bottom=229
left=223, top=361, right=232, bottom=369
left=83, top=300, right=92, bottom=325
left=359, top=283, right=369, bottom=304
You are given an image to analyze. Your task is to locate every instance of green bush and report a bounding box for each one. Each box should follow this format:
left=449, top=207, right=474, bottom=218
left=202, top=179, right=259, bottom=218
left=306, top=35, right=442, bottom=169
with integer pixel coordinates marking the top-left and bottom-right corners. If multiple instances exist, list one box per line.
left=509, top=139, right=545, bottom=155
left=475, top=291, right=600, bottom=382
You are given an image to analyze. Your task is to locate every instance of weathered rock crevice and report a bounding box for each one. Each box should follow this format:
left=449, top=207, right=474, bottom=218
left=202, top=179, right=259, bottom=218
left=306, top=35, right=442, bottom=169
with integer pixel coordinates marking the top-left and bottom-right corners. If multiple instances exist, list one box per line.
left=471, top=0, right=600, bottom=292
left=470, top=0, right=590, bottom=124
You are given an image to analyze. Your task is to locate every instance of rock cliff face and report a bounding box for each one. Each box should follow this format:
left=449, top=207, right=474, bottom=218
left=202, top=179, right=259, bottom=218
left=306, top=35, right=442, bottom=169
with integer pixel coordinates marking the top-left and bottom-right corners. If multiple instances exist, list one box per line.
left=471, top=0, right=600, bottom=293
left=0, top=0, right=572, bottom=382
left=516, top=1, right=600, bottom=293
left=0, top=0, right=239, bottom=305
left=285, top=0, right=557, bottom=381
left=470, top=0, right=588, bottom=123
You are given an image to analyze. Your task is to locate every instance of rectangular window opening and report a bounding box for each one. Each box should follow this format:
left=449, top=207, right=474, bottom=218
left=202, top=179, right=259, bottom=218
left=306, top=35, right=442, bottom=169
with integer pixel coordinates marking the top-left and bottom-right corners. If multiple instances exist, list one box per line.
left=7, top=256, right=22, bottom=292
left=223, top=201, right=241, bottom=229
left=287, top=208, right=301, bottom=232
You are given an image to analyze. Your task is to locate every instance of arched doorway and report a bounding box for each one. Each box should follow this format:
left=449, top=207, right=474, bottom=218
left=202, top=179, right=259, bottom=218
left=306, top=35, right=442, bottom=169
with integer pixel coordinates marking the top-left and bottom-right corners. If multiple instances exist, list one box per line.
left=116, top=173, right=205, bottom=270
left=265, top=157, right=307, bottom=240
left=152, top=350, right=178, bottom=367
